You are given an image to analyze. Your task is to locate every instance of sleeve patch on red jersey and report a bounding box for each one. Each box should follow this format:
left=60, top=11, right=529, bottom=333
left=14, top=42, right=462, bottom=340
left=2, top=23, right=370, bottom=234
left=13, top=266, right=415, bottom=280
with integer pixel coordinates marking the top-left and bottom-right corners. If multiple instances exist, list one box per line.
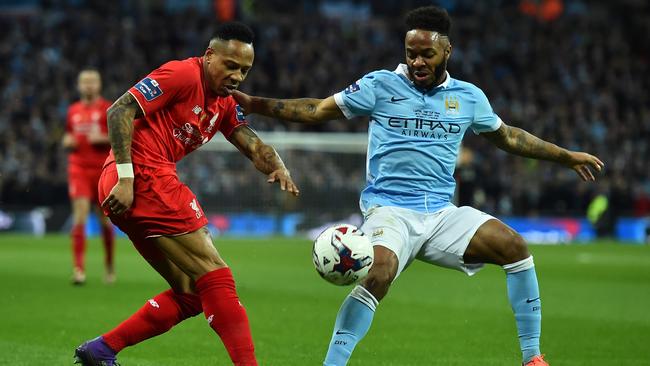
left=235, top=104, right=246, bottom=122
left=134, top=77, right=163, bottom=101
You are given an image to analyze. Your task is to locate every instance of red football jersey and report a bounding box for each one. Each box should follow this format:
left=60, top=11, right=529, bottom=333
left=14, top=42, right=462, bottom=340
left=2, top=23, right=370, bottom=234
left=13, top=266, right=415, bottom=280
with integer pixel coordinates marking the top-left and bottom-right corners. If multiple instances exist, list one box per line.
left=66, top=98, right=112, bottom=167
left=106, top=57, right=246, bottom=170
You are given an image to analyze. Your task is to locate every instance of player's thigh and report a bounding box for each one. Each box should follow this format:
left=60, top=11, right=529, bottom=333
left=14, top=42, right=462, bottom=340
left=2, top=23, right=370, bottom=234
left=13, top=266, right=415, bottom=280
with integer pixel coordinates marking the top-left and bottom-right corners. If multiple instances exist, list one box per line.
left=132, top=236, right=194, bottom=293
left=416, top=206, right=494, bottom=275
left=71, top=198, right=91, bottom=224
left=150, top=226, right=227, bottom=281
left=464, top=218, right=529, bottom=266
left=360, top=206, right=412, bottom=278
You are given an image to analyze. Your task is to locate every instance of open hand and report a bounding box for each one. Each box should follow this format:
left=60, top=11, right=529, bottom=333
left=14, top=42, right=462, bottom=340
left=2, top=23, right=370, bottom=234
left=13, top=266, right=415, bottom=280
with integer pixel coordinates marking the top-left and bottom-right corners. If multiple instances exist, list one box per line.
left=267, top=169, right=300, bottom=196
left=563, top=151, right=604, bottom=181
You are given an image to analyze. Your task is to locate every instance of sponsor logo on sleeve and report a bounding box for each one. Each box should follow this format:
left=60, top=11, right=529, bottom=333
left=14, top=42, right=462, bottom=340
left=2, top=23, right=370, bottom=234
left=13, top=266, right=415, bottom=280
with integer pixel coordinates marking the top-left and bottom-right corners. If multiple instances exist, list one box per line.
left=134, top=77, right=163, bottom=101
left=235, top=105, right=246, bottom=122
left=344, top=80, right=361, bottom=94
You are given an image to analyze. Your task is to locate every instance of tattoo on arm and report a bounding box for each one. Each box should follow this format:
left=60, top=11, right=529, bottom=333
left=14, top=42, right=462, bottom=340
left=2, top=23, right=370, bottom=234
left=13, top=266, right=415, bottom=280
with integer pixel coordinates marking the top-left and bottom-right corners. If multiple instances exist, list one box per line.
left=255, top=98, right=322, bottom=123
left=255, top=143, right=285, bottom=174
left=107, top=92, right=142, bottom=164
left=484, top=125, right=570, bottom=162
left=231, top=126, right=287, bottom=174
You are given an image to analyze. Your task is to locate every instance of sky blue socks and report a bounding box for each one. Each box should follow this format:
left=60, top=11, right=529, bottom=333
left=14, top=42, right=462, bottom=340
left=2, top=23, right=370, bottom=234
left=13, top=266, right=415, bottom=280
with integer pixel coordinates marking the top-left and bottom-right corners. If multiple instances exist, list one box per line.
left=504, top=256, right=542, bottom=363
left=323, top=285, right=378, bottom=366
left=323, top=257, right=541, bottom=365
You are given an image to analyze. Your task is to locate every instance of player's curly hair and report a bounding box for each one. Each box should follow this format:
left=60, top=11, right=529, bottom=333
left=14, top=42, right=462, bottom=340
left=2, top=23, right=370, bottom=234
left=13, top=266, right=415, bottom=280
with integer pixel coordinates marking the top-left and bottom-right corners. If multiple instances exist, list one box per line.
left=214, top=22, right=254, bottom=44
left=405, top=6, right=451, bottom=35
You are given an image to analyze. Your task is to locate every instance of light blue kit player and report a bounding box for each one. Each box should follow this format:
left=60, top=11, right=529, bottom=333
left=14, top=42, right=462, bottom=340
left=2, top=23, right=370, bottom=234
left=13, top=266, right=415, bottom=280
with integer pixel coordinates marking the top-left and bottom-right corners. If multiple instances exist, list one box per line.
left=233, top=6, right=604, bottom=366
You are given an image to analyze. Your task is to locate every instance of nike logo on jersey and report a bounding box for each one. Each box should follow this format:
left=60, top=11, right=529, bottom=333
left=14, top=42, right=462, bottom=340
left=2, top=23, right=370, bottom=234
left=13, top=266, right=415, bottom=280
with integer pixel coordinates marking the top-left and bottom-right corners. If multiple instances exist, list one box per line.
left=526, top=297, right=541, bottom=303
left=335, top=330, right=352, bottom=335
left=390, top=96, right=409, bottom=102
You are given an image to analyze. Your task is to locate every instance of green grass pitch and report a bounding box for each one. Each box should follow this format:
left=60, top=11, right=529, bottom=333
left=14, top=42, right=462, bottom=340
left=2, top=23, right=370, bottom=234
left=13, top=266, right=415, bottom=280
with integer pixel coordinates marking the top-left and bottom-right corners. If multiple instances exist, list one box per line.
left=0, top=234, right=649, bottom=365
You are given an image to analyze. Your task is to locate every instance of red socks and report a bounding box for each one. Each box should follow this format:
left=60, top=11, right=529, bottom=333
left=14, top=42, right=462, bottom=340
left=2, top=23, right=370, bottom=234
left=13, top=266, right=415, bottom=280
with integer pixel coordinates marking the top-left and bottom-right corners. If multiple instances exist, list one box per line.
left=71, top=224, right=86, bottom=271
left=195, top=268, right=257, bottom=366
left=101, top=225, right=115, bottom=270
left=103, top=290, right=202, bottom=352
left=101, top=268, right=256, bottom=365
left=72, top=224, right=115, bottom=272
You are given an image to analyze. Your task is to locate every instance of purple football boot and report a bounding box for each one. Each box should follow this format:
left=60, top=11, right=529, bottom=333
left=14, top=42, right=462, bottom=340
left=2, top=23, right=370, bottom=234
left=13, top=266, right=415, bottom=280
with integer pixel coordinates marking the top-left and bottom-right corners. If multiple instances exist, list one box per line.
left=74, top=337, right=120, bottom=366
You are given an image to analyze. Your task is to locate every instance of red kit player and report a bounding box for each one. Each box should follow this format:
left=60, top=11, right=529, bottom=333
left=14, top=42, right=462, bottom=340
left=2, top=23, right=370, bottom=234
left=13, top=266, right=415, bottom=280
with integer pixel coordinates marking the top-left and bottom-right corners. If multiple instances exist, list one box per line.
left=74, top=23, right=299, bottom=366
left=63, top=69, right=115, bottom=285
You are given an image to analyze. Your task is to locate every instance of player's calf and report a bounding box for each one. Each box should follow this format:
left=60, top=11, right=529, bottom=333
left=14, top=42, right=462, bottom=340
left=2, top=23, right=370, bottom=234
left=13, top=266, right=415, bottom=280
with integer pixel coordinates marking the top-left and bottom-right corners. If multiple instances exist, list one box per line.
left=195, top=267, right=257, bottom=365
left=503, top=256, right=543, bottom=364
left=153, top=230, right=257, bottom=364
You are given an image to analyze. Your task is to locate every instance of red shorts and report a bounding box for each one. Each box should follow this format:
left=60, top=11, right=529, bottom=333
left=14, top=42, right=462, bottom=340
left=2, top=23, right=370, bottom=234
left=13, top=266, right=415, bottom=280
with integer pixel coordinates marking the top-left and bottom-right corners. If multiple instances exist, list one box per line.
left=68, top=164, right=103, bottom=200
left=98, top=162, right=208, bottom=239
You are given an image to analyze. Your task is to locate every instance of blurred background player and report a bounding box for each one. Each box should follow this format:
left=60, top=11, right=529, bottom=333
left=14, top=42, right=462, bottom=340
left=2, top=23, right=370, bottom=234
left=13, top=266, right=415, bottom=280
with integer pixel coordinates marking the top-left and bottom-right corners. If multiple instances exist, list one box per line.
left=233, top=6, right=604, bottom=366
left=74, top=22, right=298, bottom=366
left=62, top=69, right=115, bottom=285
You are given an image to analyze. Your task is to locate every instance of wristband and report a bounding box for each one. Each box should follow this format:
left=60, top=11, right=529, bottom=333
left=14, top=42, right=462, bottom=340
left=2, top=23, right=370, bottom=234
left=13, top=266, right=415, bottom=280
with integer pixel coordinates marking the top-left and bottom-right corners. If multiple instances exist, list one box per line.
left=116, top=163, right=134, bottom=179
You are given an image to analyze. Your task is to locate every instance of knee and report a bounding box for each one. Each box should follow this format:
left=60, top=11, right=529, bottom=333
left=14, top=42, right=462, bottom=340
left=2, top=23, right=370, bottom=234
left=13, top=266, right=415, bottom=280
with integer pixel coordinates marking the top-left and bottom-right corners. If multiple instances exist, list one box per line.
left=72, top=213, right=87, bottom=225
left=99, top=217, right=113, bottom=228
left=362, top=264, right=396, bottom=301
left=168, top=289, right=203, bottom=318
left=187, top=257, right=228, bottom=282
left=503, top=233, right=530, bottom=263
left=169, top=278, right=195, bottom=294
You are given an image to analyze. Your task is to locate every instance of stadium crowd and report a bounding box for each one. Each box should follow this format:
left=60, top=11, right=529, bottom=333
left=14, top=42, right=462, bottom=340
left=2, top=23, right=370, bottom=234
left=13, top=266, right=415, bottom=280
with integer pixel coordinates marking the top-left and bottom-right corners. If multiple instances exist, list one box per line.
left=0, top=0, right=648, bottom=219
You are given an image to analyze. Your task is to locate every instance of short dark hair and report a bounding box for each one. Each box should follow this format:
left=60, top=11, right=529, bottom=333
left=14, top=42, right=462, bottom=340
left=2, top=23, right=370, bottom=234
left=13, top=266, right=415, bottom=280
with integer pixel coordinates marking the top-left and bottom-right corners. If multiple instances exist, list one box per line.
left=213, top=22, right=254, bottom=44
left=405, top=6, right=451, bottom=35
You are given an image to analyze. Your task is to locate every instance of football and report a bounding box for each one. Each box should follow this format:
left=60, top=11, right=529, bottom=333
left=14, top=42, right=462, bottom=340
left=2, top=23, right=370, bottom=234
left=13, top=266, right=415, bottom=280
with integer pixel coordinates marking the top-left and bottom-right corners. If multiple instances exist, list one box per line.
left=312, top=224, right=374, bottom=286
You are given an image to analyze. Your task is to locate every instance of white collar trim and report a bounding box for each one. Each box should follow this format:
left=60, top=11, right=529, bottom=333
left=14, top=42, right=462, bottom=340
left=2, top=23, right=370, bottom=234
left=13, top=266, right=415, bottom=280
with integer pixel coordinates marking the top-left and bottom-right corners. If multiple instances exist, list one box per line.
left=394, top=63, right=451, bottom=89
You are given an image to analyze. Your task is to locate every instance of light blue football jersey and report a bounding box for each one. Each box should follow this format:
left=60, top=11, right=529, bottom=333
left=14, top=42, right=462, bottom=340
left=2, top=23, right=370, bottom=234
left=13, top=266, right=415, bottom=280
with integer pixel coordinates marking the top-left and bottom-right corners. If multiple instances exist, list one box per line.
left=334, top=64, right=502, bottom=213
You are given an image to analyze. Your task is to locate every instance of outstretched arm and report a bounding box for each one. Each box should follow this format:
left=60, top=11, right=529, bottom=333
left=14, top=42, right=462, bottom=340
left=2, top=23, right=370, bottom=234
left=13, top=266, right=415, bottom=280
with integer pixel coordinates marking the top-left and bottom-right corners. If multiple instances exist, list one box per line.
left=228, top=125, right=300, bottom=196
left=101, top=92, right=144, bottom=215
left=232, top=90, right=344, bottom=123
left=481, top=122, right=604, bottom=181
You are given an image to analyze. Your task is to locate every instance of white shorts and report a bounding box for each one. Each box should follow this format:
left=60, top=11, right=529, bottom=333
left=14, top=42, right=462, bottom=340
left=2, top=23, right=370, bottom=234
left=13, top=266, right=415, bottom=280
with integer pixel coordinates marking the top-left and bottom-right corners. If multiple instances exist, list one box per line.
left=360, top=205, right=495, bottom=277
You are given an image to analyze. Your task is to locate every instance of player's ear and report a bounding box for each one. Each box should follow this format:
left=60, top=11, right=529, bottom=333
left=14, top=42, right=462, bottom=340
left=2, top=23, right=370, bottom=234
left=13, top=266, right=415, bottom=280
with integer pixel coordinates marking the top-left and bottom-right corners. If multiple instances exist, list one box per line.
left=445, top=45, right=452, bottom=60
left=204, top=47, right=217, bottom=66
